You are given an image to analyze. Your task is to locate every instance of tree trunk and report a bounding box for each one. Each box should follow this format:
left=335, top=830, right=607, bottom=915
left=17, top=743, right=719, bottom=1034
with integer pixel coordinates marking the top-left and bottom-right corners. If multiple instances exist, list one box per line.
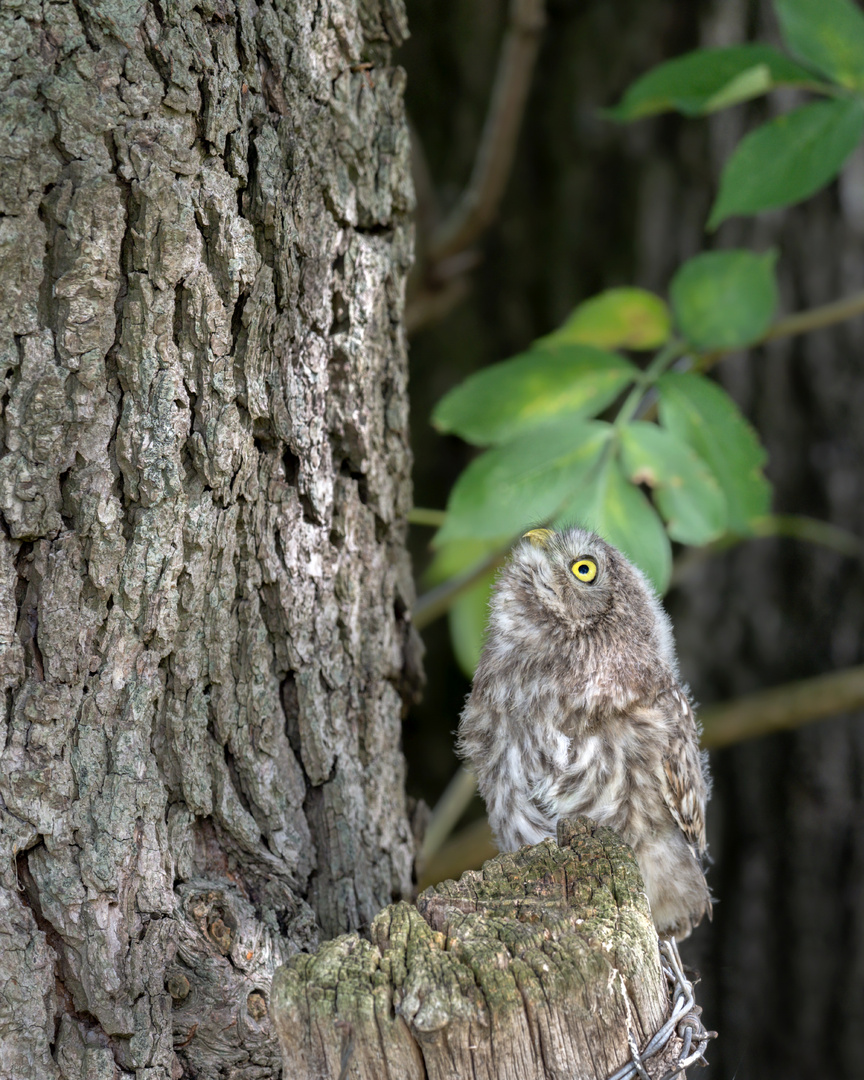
left=403, top=2, right=864, bottom=1078
left=0, top=2, right=419, bottom=1078
left=272, top=818, right=688, bottom=1080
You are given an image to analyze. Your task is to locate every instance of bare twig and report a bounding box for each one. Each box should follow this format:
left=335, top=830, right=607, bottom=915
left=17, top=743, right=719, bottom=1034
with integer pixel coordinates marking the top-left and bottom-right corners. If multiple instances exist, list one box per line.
left=426, top=0, right=546, bottom=263
left=406, top=0, right=546, bottom=333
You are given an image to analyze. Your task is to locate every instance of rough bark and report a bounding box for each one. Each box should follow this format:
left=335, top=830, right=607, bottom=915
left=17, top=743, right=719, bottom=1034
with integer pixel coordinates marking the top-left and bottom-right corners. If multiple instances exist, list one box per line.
left=0, top=1, right=418, bottom=1078
left=403, top=3, right=864, bottom=1078
left=273, top=817, right=681, bottom=1080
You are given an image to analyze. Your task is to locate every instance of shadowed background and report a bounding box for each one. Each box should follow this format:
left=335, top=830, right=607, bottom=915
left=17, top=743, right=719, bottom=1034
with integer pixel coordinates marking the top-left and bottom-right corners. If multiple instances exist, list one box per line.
left=400, top=2, right=864, bottom=1078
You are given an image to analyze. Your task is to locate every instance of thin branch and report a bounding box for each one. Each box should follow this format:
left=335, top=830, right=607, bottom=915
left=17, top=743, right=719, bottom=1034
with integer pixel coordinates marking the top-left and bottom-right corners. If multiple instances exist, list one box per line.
left=670, top=514, right=864, bottom=587
left=764, top=287, right=864, bottom=342
left=406, top=0, right=546, bottom=334
left=700, top=664, right=864, bottom=749
left=426, top=0, right=547, bottom=264
left=405, top=275, right=472, bottom=337
left=418, top=765, right=477, bottom=864
left=418, top=816, right=497, bottom=891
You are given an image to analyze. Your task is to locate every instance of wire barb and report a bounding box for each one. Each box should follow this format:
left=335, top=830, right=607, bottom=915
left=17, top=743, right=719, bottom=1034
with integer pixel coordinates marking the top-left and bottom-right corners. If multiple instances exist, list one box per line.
left=607, top=937, right=716, bottom=1080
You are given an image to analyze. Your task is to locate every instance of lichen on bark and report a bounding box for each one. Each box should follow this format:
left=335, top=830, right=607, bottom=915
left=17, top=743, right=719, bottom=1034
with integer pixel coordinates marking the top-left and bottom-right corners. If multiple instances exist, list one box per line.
left=0, top=1, right=418, bottom=1077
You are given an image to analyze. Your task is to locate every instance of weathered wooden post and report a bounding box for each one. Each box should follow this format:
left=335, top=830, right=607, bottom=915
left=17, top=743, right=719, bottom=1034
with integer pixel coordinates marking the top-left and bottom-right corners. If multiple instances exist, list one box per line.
left=271, top=817, right=711, bottom=1079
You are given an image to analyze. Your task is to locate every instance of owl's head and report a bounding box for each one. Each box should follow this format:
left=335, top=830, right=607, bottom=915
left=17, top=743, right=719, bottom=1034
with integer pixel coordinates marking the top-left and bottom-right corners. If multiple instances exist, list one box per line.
left=487, top=525, right=676, bottom=669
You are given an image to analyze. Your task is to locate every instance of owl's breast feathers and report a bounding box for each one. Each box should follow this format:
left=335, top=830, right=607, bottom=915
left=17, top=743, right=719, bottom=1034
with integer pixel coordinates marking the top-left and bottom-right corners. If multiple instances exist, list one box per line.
left=460, top=527, right=711, bottom=938
left=464, top=654, right=708, bottom=863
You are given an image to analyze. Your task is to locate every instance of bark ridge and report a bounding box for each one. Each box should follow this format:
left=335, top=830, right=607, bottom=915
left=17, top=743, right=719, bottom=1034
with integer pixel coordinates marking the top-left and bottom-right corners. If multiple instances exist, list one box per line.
left=0, top=0, right=417, bottom=1076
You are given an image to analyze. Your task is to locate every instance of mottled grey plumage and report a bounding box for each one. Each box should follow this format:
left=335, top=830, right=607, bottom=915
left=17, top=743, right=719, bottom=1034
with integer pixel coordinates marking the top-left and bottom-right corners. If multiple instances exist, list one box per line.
left=458, top=526, right=711, bottom=940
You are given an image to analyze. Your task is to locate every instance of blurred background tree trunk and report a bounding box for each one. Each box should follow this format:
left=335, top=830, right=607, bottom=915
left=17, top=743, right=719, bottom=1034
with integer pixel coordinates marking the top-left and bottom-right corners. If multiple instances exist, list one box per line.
left=0, top=1, right=418, bottom=1077
left=403, top=2, right=864, bottom=1078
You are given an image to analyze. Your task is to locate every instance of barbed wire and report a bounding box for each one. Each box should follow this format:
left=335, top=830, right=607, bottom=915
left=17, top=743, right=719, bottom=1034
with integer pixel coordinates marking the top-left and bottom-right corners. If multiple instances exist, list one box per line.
left=608, top=938, right=717, bottom=1080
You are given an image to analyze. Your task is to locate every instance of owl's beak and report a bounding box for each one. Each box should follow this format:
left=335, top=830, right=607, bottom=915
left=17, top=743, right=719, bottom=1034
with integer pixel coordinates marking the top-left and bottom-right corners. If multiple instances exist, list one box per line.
left=522, top=528, right=555, bottom=549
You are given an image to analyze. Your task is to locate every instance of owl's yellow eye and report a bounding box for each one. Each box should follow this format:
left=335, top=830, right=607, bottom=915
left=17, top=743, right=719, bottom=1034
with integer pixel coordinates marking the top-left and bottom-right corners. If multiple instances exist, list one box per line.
left=571, top=558, right=597, bottom=583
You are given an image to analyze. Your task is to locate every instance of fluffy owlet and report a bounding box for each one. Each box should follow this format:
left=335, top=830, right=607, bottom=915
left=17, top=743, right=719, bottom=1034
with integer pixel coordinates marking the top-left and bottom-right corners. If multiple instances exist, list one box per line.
left=458, top=525, right=711, bottom=940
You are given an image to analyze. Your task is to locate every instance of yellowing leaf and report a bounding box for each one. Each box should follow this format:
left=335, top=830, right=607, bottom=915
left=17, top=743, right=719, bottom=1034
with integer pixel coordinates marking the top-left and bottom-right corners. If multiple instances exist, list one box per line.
left=547, top=288, right=671, bottom=351
left=432, top=345, right=636, bottom=446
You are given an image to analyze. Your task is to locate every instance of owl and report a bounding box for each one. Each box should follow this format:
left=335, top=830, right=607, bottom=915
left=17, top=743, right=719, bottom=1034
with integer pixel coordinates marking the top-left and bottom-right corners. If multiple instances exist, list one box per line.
left=458, top=525, right=711, bottom=940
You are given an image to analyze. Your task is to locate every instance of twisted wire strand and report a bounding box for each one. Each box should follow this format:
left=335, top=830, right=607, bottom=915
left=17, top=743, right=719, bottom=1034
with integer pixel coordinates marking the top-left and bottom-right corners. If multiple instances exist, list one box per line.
left=607, top=938, right=717, bottom=1080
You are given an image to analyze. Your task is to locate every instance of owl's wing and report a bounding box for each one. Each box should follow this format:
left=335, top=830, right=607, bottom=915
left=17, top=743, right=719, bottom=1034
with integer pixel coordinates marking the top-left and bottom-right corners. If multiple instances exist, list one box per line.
left=657, top=687, right=708, bottom=858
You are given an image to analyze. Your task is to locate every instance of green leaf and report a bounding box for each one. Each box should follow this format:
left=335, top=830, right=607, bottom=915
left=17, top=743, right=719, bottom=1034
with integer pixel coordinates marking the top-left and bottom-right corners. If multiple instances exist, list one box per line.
left=545, top=288, right=671, bottom=351
left=432, top=344, right=637, bottom=446
left=424, top=537, right=499, bottom=585
left=657, top=371, right=771, bottom=533
left=434, top=420, right=613, bottom=544
left=608, top=44, right=818, bottom=120
left=448, top=572, right=496, bottom=677
left=775, top=0, right=864, bottom=89
left=702, top=64, right=774, bottom=112
left=709, top=99, right=864, bottom=228
left=620, top=421, right=727, bottom=545
left=555, top=456, right=672, bottom=593
left=670, top=250, right=778, bottom=350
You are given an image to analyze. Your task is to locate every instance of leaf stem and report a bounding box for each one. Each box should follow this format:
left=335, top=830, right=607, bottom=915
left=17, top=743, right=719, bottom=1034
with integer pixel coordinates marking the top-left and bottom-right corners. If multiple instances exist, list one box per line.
left=408, top=507, right=448, bottom=527
left=615, top=339, right=685, bottom=426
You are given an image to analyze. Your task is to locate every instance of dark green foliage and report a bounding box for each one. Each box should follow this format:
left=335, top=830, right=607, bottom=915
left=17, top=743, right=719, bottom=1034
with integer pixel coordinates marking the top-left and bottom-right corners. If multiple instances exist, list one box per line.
left=426, top=0, right=861, bottom=675
left=608, top=44, right=816, bottom=120
left=709, top=101, right=864, bottom=227
left=775, top=0, right=864, bottom=88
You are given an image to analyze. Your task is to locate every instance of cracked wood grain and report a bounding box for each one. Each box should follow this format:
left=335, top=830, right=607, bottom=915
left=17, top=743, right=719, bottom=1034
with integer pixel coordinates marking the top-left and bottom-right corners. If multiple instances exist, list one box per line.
left=272, top=818, right=677, bottom=1080
left=0, top=1, right=418, bottom=1077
